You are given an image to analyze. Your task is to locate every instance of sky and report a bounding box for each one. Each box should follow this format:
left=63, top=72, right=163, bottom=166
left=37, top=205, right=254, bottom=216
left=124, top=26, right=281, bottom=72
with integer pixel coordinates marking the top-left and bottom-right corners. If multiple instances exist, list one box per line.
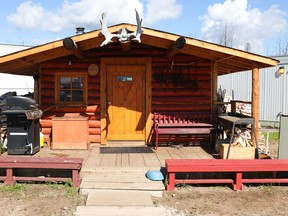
left=0, top=0, right=288, bottom=56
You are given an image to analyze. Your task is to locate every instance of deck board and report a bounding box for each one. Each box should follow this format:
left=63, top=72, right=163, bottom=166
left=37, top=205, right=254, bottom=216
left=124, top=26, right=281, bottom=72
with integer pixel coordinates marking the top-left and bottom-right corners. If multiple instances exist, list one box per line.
left=129, top=154, right=145, bottom=167
left=100, top=154, right=117, bottom=166
left=179, top=147, right=200, bottom=159
left=121, top=154, right=130, bottom=167
left=166, top=148, right=186, bottom=159
left=115, top=154, right=122, bottom=167
left=193, top=147, right=214, bottom=159
left=142, top=153, right=161, bottom=168
left=154, top=149, right=173, bottom=167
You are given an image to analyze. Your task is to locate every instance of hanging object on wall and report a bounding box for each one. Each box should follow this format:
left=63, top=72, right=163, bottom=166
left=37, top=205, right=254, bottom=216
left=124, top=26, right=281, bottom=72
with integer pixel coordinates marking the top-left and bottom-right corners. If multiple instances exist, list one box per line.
left=153, top=63, right=198, bottom=92
left=100, top=9, right=143, bottom=47
left=88, top=64, right=99, bottom=76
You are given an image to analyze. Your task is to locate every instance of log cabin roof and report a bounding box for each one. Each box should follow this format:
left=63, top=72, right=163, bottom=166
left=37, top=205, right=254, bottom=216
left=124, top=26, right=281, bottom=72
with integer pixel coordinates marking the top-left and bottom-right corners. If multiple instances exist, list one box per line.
left=0, top=23, right=279, bottom=76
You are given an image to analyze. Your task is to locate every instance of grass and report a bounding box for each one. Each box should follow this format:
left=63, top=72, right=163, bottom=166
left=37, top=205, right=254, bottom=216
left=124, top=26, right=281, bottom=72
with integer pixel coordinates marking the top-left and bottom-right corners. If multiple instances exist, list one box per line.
left=0, top=183, right=28, bottom=193
left=46, top=180, right=79, bottom=197
left=263, top=132, right=279, bottom=141
left=1, top=147, right=7, bottom=154
left=0, top=181, right=78, bottom=199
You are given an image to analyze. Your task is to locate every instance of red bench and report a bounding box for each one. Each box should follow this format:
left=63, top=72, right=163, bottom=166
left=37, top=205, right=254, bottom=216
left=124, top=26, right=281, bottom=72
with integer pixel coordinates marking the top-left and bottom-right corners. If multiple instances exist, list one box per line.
left=0, top=156, right=83, bottom=187
left=166, top=159, right=288, bottom=191
left=153, top=112, right=214, bottom=150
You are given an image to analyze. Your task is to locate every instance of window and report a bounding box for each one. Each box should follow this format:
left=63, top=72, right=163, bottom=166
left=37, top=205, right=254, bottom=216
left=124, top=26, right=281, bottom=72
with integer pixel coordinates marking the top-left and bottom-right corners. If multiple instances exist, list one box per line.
left=56, top=73, right=87, bottom=105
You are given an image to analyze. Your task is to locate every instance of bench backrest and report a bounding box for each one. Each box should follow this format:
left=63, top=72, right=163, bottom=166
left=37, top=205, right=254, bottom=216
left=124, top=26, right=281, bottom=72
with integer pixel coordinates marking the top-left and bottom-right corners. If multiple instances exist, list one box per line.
left=166, top=159, right=288, bottom=172
left=153, top=111, right=213, bottom=126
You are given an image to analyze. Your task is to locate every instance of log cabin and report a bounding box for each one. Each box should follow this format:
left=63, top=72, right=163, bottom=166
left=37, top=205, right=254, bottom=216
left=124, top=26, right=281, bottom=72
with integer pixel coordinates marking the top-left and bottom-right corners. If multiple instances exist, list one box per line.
left=0, top=23, right=279, bottom=149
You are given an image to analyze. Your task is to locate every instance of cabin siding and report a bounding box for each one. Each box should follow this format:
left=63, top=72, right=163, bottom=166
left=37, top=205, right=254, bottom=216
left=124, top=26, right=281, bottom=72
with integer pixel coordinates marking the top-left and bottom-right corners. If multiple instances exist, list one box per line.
left=152, top=63, right=211, bottom=112
left=39, top=44, right=212, bottom=146
left=40, top=60, right=101, bottom=144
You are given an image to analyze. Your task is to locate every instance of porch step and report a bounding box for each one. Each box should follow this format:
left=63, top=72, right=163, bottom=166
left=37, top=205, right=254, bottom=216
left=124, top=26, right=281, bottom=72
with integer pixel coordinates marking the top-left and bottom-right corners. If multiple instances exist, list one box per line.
left=86, top=190, right=153, bottom=206
left=106, top=141, right=146, bottom=146
left=75, top=206, right=167, bottom=216
left=77, top=171, right=166, bottom=216
left=80, top=169, right=165, bottom=197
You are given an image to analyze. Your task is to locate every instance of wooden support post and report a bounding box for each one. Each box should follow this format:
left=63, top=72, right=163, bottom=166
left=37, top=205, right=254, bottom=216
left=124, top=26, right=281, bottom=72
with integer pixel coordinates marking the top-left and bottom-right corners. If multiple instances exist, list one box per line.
left=72, top=169, right=80, bottom=187
left=212, top=61, right=218, bottom=115
left=6, top=168, right=14, bottom=186
left=33, top=65, right=40, bottom=104
left=251, top=64, right=259, bottom=147
left=167, top=36, right=186, bottom=59
left=211, top=61, right=218, bottom=145
left=230, top=100, right=237, bottom=113
left=167, top=172, right=175, bottom=191
left=233, top=172, right=243, bottom=191
left=63, top=37, right=85, bottom=59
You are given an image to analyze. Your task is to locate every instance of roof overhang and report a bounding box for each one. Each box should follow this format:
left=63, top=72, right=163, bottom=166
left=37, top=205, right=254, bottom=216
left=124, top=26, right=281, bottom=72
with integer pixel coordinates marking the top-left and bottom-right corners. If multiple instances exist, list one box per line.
left=0, top=23, right=279, bottom=76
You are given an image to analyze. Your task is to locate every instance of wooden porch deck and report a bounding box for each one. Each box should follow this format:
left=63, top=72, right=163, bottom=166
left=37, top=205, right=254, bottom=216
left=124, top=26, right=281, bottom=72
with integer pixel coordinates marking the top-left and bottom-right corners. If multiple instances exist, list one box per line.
left=2, top=145, right=216, bottom=174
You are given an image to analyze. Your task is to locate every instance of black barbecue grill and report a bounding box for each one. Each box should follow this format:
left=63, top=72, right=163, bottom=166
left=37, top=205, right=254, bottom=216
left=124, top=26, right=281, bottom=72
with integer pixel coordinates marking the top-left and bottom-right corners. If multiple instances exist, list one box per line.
left=1, top=96, right=42, bottom=155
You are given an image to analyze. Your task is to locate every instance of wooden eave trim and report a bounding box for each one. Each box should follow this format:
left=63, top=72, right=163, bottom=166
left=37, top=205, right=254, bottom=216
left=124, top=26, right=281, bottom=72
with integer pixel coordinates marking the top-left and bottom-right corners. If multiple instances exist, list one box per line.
left=0, top=40, right=63, bottom=63
left=0, top=23, right=278, bottom=71
left=137, top=26, right=279, bottom=67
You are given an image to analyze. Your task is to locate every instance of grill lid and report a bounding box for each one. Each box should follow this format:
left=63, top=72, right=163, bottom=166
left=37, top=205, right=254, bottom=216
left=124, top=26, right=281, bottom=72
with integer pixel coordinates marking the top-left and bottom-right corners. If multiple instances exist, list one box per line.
left=3, top=96, right=37, bottom=111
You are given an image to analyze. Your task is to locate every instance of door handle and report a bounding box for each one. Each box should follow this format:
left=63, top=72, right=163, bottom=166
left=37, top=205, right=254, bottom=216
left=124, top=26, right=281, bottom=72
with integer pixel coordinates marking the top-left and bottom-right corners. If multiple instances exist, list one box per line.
left=107, top=101, right=112, bottom=106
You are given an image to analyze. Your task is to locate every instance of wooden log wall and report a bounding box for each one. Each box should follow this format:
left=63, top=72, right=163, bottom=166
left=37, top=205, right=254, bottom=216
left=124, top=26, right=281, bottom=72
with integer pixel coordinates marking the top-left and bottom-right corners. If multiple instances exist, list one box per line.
left=151, top=60, right=211, bottom=112
left=39, top=44, right=212, bottom=145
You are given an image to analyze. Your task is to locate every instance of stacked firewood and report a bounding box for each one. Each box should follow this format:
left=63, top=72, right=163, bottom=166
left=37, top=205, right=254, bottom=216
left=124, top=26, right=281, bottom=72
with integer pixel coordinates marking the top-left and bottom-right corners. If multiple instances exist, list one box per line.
left=231, top=127, right=253, bottom=147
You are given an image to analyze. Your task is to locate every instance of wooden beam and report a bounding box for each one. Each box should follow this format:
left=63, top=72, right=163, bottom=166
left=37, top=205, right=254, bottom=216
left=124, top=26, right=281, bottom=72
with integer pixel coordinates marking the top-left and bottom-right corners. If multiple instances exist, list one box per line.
left=167, top=36, right=186, bottom=59
left=212, top=61, right=218, bottom=116
left=251, top=64, right=259, bottom=147
left=119, top=41, right=131, bottom=52
left=63, top=37, right=85, bottom=59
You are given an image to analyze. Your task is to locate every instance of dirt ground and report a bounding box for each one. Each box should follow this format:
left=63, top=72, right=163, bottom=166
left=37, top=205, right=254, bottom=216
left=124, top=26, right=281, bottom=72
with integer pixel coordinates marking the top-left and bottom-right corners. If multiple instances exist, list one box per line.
left=153, top=140, right=288, bottom=216
left=0, top=183, right=86, bottom=216
left=154, top=186, right=288, bottom=216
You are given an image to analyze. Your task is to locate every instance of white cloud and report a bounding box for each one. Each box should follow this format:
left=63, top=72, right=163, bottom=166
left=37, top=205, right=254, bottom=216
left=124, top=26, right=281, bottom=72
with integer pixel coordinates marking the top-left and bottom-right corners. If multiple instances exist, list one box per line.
left=7, top=0, right=182, bottom=33
left=200, top=0, right=287, bottom=54
left=145, top=0, right=182, bottom=24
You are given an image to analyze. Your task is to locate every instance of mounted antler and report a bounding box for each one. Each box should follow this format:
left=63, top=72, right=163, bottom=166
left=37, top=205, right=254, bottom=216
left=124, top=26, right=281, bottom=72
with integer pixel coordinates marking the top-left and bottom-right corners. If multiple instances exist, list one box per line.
left=99, top=9, right=143, bottom=47
left=130, top=9, right=143, bottom=43
left=100, top=12, right=119, bottom=47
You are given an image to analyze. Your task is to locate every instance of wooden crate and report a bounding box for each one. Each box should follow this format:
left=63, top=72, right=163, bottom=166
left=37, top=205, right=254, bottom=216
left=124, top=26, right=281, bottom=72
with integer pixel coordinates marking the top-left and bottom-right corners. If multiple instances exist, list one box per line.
left=52, top=116, right=89, bottom=150
left=220, top=143, right=255, bottom=159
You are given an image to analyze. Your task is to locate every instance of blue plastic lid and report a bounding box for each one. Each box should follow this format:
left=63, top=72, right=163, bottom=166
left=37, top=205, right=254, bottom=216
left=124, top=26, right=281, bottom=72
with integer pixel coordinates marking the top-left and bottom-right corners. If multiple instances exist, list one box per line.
left=146, top=170, right=164, bottom=181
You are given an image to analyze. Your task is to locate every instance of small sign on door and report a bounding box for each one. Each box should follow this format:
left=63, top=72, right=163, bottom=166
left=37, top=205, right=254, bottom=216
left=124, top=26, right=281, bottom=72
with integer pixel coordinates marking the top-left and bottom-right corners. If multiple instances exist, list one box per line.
left=117, top=76, right=133, bottom=82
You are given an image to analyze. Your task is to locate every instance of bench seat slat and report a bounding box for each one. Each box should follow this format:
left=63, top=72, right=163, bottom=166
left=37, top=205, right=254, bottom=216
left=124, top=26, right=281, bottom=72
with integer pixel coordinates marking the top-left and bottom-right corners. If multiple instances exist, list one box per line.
left=166, top=159, right=288, bottom=166
left=157, top=128, right=212, bottom=135
left=157, top=123, right=213, bottom=127
left=0, top=163, right=82, bottom=169
left=0, top=156, right=83, bottom=164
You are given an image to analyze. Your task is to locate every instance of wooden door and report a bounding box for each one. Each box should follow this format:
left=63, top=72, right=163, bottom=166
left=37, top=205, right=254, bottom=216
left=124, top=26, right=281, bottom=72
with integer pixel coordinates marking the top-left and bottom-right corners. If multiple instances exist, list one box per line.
left=106, top=64, right=145, bottom=140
